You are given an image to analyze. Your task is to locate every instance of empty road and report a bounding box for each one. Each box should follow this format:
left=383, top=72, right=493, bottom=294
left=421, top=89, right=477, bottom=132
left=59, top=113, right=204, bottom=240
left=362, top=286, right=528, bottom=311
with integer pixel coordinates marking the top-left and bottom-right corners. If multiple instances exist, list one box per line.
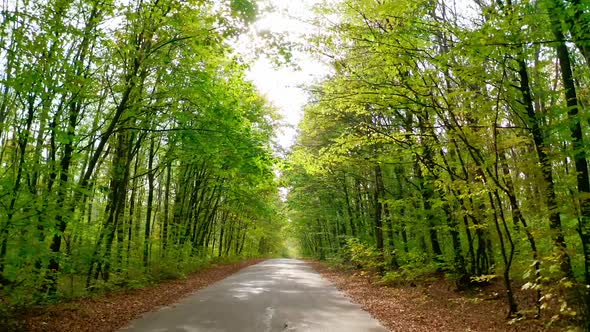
left=121, top=259, right=388, bottom=332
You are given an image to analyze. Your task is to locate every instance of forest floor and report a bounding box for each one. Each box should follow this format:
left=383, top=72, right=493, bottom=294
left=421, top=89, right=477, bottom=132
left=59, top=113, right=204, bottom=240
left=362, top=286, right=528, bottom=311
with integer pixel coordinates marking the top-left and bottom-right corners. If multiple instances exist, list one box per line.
left=309, top=261, right=574, bottom=332
left=10, top=259, right=263, bottom=332
left=6, top=259, right=578, bottom=332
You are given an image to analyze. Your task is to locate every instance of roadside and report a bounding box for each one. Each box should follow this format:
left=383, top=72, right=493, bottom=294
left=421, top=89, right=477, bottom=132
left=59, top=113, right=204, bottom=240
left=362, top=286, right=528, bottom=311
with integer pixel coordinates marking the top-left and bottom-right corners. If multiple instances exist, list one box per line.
left=120, top=259, right=388, bottom=332
left=12, top=259, right=263, bottom=332
left=309, top=261, right=568, bottom=332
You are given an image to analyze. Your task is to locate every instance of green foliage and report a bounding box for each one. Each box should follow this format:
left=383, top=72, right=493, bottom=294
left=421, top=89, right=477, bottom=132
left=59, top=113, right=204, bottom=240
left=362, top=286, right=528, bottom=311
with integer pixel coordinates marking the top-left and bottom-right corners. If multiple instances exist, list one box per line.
left=379, top=267, right=437, bottom=286
left=284, top=0, right=590, bottom=325
left=345, top=238, right=385, bottom=272
left=379, top=253, right=440, bottom=286
left=0, top=0, right=285, bottom=313
left=230, top=0, right=257, bottom=22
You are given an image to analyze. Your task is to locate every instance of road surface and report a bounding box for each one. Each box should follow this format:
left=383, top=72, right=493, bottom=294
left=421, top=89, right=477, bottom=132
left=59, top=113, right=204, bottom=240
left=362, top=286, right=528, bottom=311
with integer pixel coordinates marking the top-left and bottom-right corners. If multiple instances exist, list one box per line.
left=121, top=258, right=388, bottom=332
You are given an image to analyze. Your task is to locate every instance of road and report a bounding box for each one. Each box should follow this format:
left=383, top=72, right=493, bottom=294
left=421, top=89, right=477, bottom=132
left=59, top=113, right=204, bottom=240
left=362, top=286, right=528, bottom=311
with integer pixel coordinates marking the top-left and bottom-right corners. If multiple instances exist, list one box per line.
left=121, top=259, right=388, bottom=332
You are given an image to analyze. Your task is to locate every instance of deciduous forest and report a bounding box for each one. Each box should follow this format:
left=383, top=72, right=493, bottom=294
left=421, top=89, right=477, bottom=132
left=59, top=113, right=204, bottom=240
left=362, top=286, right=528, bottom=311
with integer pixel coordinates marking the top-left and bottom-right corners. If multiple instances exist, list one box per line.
left=3, top=0, right=590, bottom=330
left=286, top=0, right=590, bottom=329
left=0, top=0, right=283, bottom=307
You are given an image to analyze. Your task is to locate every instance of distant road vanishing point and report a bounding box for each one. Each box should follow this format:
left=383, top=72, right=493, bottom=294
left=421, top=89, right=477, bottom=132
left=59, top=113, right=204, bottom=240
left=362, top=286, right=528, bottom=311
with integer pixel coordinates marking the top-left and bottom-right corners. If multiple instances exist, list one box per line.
left=120, top=259, right=388, bottom=332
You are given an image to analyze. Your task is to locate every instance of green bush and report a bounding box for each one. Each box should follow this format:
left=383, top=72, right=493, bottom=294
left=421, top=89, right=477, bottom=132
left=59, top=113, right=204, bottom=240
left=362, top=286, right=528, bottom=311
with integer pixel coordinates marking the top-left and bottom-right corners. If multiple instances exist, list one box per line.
left=345, top=238, right=384, bottom=272
left=378, top=263, right=439, bottom=286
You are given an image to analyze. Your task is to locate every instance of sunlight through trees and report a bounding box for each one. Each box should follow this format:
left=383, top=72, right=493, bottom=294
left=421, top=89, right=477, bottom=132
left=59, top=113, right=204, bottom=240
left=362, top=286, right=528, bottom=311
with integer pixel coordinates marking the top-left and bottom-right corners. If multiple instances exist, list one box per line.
left=285, top=0, right=590, bottom=326
left=0, top=0, right=285, bottom=304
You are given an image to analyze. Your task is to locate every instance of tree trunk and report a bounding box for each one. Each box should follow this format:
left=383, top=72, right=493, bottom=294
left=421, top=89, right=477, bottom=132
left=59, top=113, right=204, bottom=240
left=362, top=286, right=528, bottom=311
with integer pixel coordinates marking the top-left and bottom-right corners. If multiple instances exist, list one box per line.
left=373, top=165, right=385, bottom=264
left=144, top=137, right=156, bottom=269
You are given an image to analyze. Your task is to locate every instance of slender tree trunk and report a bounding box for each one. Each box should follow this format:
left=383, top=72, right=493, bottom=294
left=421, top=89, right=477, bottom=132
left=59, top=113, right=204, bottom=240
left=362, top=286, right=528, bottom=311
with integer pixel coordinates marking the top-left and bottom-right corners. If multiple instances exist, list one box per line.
left=516, top=56, right=573, bottom=277
left=342, top=175, right=357, bottom=237
left=0, top=100, right=35, bottom=284
left=491, top=190, right=519, bottom=317
left=162, top=162, right=171, bottom=254
left=373, top=165, right=385, bottom=266
left=384, top=202, right=399, bottom=268
left=218, top=217, right=225, bottom=258
left=144, top=137, right=155, bottom=269
left=547, top=3, right=590, bottom=286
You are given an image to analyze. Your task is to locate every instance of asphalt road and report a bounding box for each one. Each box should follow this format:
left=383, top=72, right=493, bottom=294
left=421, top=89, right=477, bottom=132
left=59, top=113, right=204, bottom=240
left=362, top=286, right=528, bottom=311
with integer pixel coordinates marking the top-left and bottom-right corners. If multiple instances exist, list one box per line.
left=120, top=258, right=388, bottom=332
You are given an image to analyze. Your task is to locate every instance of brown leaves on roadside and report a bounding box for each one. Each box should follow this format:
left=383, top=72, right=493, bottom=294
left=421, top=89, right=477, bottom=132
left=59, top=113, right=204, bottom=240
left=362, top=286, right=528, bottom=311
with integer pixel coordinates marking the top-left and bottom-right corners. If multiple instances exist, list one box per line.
left=308, top=262, right=564, bottom=332
left=20, top=260, right=263, bottom=332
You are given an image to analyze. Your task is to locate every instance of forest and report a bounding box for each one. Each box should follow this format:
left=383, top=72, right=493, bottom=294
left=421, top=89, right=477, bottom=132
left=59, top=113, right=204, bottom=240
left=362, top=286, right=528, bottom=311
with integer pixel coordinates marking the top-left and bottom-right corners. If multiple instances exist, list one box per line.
left=0, top=0, right=285, bottom=308
left=3, top=0, right=590, bottom=330
left=285, top=0, right=590, bottom=328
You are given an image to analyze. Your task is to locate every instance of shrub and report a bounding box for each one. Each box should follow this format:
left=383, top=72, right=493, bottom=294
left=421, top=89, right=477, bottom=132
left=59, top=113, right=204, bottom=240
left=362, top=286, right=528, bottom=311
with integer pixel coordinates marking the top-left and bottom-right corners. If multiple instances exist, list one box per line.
left=345, top=238, right=384, bottom=272
left=378, top=263, right=439, bottom=286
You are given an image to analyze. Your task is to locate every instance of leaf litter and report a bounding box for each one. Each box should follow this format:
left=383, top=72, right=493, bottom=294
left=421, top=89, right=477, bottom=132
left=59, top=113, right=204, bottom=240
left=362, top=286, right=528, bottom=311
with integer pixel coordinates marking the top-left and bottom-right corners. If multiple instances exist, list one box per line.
left=16, top=260, right=263, bottom=332
left=308, top=261, right=571, bottom=332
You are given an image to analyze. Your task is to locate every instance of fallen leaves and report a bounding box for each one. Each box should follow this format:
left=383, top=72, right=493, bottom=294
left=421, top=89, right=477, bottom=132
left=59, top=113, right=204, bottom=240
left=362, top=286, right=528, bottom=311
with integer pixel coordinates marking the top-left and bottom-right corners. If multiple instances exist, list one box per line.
left=308, top=262, right=566, bottom=332
left=17, top=259, right=263, bottom=332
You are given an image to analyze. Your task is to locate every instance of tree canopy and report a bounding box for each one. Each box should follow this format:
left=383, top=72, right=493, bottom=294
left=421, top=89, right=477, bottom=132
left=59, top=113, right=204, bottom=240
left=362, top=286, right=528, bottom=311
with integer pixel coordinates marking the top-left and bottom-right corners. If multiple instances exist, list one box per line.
left=4, top=0, right=590, bottom=328
left=0, top=0, right=285, bottom=304
left=285, top=0, right=590, bottom=325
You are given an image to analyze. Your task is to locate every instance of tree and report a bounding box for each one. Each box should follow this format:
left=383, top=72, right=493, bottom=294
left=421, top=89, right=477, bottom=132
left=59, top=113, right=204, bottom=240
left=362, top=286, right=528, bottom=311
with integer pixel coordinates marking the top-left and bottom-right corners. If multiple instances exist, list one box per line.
left=0, top=0, right=284, bottom=305
left=286, top=0, right=590, bottom=324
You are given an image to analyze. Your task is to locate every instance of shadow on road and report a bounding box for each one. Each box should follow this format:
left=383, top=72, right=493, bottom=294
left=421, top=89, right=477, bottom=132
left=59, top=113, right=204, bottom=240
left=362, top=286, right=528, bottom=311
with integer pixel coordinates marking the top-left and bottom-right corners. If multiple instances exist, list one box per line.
left=121, top=259, right=387, bottom=332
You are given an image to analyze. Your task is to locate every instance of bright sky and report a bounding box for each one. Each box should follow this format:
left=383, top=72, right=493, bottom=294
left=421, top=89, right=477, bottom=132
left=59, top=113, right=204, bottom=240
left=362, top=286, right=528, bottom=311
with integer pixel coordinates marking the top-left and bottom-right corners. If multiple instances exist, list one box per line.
left=238, top=0, right=329, bottom=152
